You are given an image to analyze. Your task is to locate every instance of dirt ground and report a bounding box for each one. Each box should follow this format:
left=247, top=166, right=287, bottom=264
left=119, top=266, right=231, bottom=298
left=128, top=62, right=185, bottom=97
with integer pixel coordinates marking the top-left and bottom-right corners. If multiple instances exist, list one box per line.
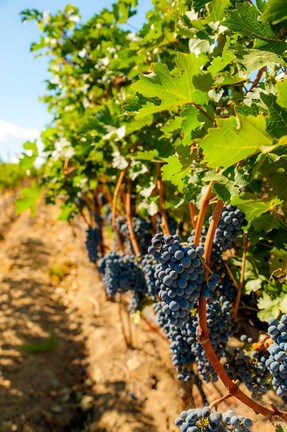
left=0, top=195, right=283, bottom=431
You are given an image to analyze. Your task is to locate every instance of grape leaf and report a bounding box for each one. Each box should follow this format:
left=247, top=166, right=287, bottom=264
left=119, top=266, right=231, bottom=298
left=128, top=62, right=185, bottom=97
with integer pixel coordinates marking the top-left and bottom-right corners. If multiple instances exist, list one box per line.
left=225, top=2, right=278, bottom=41
left=198, top=114, right=273, bottom=169
left=132, top=52, right=210, bottom=118
left=245, top=278, right=264, bottom=294
left=257, top=293, right=282, bottom=321
left=231, top=195, right=282, bottom=223
left=261, top=0, right=287, bottom=24
left=207, top=51, right=235, bottom=75
left=277, top=79, right=287, bottom=109
left=200, top=0, right=231, bottom=25
left=202, top=170, right=239, bottom=201
left=133, top=150, right=159, bottom=161
left=258, top=154, right=287, bottom=200
left=181, top=106, right=204, bottom=146
left=270, top=248, right=287, bottom=274
left=251, top=213, right=280, bottom=233
left=239, top=49, right=286, bottom=74
left=16, top=182, right=42, bottom=217
left=276, top=425, right=287, bottom=432
left=161, top=155, right=189, bottom=189
left=261, top=93, right=287, bottom=139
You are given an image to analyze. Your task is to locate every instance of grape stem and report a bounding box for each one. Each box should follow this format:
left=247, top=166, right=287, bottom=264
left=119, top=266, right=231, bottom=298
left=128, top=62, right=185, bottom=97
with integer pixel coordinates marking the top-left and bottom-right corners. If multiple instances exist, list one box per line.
left=249, top=67, right=265, bottom=92
left=125, top=178, right=141, bottom=256
left=234, top=235, right=247, bottom=317
left=188, top=202, right=197, bottom=229
left=112, top=169, right=127, bottom=253
left=118, top=296, right=131, bottom=349
left=209, top=392, right=233, bottom=409
left=156, top=164, right=170, bottom=234
left=193, top=182, right=213, bottom=246
left=74, top=199, right=92, bottom=229
left=92, top=189, right=106, bottom=257
left=197, top=200, right=287, bottom=422
left=223, top=262, right=239, bottom=290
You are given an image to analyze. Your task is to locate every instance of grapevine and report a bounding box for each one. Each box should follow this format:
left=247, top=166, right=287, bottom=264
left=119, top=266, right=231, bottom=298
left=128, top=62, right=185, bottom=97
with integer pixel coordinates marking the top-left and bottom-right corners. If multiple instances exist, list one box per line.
left=20, top=0, right=287, bottom=430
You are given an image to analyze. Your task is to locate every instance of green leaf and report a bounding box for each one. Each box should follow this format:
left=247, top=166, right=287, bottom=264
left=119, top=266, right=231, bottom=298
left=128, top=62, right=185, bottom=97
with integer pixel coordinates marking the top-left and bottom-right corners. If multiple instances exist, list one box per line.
left=261, top=93, right=287, bottom=139
left=276, top=424, right=287, bottom=432
left=181, top=106, right=204, bottom=146
left=202, top=170, right=239, bottom=201
left=231, top=195, right=282, bottom=223
left=58, top=203, right=77, bottom=221
left=269, top=248, right=287, bottom=274
left=251, top=213, right=280, bottom=233
left=277, top=79, right=287, bottom=109
left=257, top=293, right=281, bottom=321
left=239, top=49, right=286, bottom=74
left=225, top=2, right=278, bottom=41
left=161, top=155, right=189, bottom=189
left=207, top=51, right=235, bottom=75
left=258, top=153, right=287, bottom=200
left=261, top=0, right=287, bottom=24
left=133, top=149, right=159, bottom=161
left=132, top=53, right=210, bottom=118
left=198, top=114, right=273, bottom=169
left=161, top=116, right=182, bottom=138
left=162, top=155, right=183, bottom=181
left=16, top=182, right=42, bottom=216
left=20, top=140, right=39, bottom=170
left=202, top=0, right=231, bottom=24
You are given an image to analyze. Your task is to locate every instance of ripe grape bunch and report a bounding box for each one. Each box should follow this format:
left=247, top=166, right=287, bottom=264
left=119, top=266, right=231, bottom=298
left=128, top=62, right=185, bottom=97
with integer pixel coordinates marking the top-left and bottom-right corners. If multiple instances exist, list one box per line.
left=148, top=233, right=206, bottom=327
left=117, top=216, right=152, bottom=255
left=141, top=254, right=158, bottom=299
left=154, top=303, right=196, bottom=382
left=213, top=205, right=247, bottom=251
left=266, top=314, right=287, bottom=401
left=85, top=227, right=101, bottom=263
left=175, top=407, right=253, bottom=431
left=190, top=296, right=233, bottom=383
left=98, top=251, right=146, bottom=299
left=226, top=335, right=271, bottom=400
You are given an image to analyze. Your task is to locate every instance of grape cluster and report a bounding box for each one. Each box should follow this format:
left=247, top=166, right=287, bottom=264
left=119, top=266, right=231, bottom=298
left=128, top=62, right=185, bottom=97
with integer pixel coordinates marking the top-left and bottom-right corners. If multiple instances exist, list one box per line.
left=188, top=231, right=237, bottom=301
left=98, top=252, right=146, bottom=299
left=266, top=314, right=287, bottom=401
left=202, top=273, right=220, bottom=299
left=192, top=296, right=233, bottom=382
left=97, top=191, right=107, bottom=207
left=141, top=254, right=158, bottom=299
left=94, top=212, right=103, bottom=227
left=85, top=227, right=101, bottom=263
left=188, top=227, right=208, bottom=245
left=210, top=246, right=237, bottom=301
left=213, top=205, right=247, bottom=251
left=226, top=337, right=270, bottom=399
left=149, top=233, right=205, bottom=327
left=175, top=407, right=253, bottom=431
left=154, top=304, right=196, bottom=382
left=116, top=216, right=152, bottom=255
left=154, top=295, right=233, bottom=384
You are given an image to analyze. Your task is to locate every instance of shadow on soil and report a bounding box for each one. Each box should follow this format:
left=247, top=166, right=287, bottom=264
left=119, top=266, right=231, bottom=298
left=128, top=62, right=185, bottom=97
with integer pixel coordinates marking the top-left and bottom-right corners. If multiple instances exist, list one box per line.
left=0, top=231, right=158, bottom=432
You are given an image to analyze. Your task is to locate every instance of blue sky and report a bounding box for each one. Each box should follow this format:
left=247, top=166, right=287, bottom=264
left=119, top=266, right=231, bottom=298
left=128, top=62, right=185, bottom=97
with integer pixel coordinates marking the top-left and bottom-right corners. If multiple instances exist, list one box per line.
left=0, top=0, right=151, bottom=161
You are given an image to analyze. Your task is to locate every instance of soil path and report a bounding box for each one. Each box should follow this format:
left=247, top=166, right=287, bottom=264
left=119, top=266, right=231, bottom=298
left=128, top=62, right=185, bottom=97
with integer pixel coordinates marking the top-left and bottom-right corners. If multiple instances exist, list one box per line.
left=0, top=199, right=278, bottom=432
